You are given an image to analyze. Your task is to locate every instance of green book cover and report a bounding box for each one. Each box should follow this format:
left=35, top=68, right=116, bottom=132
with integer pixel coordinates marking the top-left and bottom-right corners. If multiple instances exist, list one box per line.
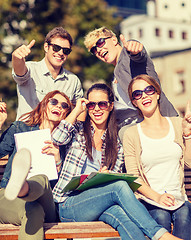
left=62, top=172, right=141, bottom=193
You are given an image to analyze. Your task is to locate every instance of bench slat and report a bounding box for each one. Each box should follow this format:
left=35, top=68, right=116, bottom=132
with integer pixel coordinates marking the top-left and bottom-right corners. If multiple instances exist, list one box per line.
left=45, top=222, right=120, bottom=238
left=0, top=222, right=120, bottom=239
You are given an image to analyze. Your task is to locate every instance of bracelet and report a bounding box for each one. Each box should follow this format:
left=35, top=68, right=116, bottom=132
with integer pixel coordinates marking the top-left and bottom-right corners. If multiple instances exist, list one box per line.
left=56, top=160, right=62, bottom=166
left=183, top=135, right=191, bottom=140
left=183, top=132, right=191, bottom=137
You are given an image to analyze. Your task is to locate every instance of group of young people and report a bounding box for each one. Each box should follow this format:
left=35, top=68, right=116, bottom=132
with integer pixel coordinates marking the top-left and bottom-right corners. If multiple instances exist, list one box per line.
left=0, top=25, right=190, bottom=240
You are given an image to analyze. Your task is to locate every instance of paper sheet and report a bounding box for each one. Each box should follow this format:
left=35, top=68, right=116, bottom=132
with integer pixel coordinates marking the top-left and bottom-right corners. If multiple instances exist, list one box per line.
left=14, top=129, right=58, bottom=180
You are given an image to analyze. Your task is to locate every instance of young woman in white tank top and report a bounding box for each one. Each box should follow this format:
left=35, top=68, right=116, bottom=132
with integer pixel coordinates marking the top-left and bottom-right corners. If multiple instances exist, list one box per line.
left=123, top=74, right=191, bottom=240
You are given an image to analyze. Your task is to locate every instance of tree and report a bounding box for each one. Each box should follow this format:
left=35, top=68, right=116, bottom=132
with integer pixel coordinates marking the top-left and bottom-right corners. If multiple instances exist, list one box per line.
left=0, top=0, right=121, bottom=129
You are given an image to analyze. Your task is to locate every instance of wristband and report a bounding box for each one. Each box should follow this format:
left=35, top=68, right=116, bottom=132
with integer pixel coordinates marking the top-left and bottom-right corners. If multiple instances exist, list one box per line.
left=56, top=160, right=62, bottom=166
left=183, top=132, right=191, bottom=139
left=183, top=135, right=191, bottom=140
left=183, top=132, right=191, bottom=137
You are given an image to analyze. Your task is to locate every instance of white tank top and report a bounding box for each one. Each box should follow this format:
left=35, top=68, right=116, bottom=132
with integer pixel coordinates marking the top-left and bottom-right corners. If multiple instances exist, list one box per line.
left=137, top=117, right=183, bottom=202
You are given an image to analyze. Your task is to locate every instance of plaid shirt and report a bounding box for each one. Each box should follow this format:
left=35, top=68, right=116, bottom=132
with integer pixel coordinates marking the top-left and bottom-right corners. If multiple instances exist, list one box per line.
left=52, top=120, right=124, bottom=203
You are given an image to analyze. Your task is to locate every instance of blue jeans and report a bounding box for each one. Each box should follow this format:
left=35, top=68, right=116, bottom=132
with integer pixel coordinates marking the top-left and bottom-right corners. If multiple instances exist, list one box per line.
left=141, top=200, right=191, bottom=240
left=58, top=180, right=167, bottom=240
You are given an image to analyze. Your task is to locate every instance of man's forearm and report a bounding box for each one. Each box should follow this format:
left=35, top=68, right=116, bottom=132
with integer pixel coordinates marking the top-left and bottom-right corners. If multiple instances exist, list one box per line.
left=12, top=57, right=27, bottom=77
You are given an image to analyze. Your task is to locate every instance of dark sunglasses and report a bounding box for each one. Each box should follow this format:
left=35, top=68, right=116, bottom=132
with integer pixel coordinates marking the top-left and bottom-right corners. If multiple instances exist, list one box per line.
left=90, top=37, right=111, bottom=55
left=132, top=85, right=156, bottom=100
left=86, top=101, right=110, bottom=110
left=48, top=43, right=72, bottom=55
left=49, top=98, right=69, bottom=109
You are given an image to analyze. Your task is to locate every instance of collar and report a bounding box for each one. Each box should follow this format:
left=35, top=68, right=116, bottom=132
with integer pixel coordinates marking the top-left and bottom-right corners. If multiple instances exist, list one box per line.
left=41, top=58, right=69, bottom=80
left=90, top=124, right=107, bottom=141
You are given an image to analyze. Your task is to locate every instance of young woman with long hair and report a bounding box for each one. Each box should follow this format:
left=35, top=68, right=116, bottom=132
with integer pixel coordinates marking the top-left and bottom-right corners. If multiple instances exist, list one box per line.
left=123, top=74, right=191, bottom=239
left=0, top=90, right=72, bottom=240
left=52, top=83, right=181, bottom=240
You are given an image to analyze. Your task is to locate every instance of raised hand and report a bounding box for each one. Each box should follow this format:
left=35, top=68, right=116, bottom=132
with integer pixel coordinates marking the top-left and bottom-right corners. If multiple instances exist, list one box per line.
left=0, top=101, right=7, bottom=129
left=120, top=34, right=143, bottom=55
left=12, top=39, right=35, bottom=60
left=182, top=101, right=191, bottom=136
left=12, top=39, right=36, bottom=76
left=75, top=98, right=89, bottom=114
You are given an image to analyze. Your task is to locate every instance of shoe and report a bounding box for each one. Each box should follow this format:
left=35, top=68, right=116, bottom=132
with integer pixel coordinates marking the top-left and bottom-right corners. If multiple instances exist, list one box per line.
left=4, top=148, right=31, bottom=201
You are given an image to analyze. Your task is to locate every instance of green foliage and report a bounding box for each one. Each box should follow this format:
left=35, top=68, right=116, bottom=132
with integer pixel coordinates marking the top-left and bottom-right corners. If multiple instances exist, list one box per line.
left=0, top=0, right=121, bottom=129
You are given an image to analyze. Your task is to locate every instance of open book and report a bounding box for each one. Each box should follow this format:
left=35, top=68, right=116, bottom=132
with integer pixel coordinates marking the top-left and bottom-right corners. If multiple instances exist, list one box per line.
left=62, top=172, right=141, bottom=193
left=14, top=129, right=58, bottom=180
left=140, top=195, right=185, bottom=211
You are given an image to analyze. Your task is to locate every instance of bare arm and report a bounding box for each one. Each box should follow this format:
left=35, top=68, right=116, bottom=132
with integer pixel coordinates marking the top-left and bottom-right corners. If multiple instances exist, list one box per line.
left=12, top=40, right=35, bottom=76
left=138, top=182, right=176, bottom=207
left=0, top=101, right=7, bottom=130
left=182, top=101, right=191, bottom=164
left=65, top=98, right=89, bottom=125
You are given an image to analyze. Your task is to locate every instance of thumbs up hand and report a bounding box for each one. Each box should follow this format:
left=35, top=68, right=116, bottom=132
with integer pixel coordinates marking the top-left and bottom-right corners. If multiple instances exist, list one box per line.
left=120, top=34, right=143, bottom=55
left=12, top=39, right=35, bottom=60
left=182, top=101, right=191, bottom=138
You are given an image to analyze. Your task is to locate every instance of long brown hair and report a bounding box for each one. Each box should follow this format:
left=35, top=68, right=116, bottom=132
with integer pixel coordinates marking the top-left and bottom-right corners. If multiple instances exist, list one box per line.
left=19, top=90, right=72, bottom=128
left=83, top=83, right=118, bottom=170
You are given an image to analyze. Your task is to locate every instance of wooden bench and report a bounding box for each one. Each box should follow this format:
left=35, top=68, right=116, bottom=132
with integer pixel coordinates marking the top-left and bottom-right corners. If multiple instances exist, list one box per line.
left=0, top=157, right=120, bottom=240
left=0, top=222, right=120, bottom=239
left=1, top=157, right=191, bottom=239
left=184, top=165, right=191, bottom=200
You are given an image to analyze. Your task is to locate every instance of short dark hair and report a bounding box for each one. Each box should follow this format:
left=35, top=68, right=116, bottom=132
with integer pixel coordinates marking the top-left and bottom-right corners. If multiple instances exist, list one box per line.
left=45, top=27, right=73, bottom=47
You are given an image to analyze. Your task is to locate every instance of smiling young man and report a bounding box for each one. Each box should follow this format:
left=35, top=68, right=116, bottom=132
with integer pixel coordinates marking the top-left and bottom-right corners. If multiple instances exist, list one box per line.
left=84, top=27, right=178, bottom=137
left=12, top=27, right=83, bottom=119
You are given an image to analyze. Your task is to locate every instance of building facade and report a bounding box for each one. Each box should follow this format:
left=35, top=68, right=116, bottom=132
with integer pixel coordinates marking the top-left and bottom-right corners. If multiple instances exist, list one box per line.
left=152, top=49, right=191, bottom=115
left=120, top=0, right=191, bottom=114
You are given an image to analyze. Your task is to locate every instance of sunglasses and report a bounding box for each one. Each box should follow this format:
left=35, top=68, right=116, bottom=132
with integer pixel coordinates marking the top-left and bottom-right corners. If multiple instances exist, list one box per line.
left=49, top=98, right=69, bottom=109
left=48, top=43, right=72, bottom=55
left=90, top=37, right=111, bottom=55
left=132, top=85, right=156, bottom=100
left=86, top=101, right=110, bottom=110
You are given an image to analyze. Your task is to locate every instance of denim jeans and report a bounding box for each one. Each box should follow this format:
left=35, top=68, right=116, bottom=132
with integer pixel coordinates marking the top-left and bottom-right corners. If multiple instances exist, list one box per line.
left=58, top=180, right=167, bottom=240
left=141, top=200, right=191, bottom=240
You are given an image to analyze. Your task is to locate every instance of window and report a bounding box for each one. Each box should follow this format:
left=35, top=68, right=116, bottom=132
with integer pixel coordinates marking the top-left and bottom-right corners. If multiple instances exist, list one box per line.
left=173, top=71, right=186, bottom=95
left=155, top=28, right=160, bottom=37
left=182, top=31, right=187, bottom=40
left=169, top=30, right=174, bottom=38
left=139, top=28, right=143, bottom=38
left=181, top=2, right=185, bottom=7
left=179, top=109, right=185, bottom=118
